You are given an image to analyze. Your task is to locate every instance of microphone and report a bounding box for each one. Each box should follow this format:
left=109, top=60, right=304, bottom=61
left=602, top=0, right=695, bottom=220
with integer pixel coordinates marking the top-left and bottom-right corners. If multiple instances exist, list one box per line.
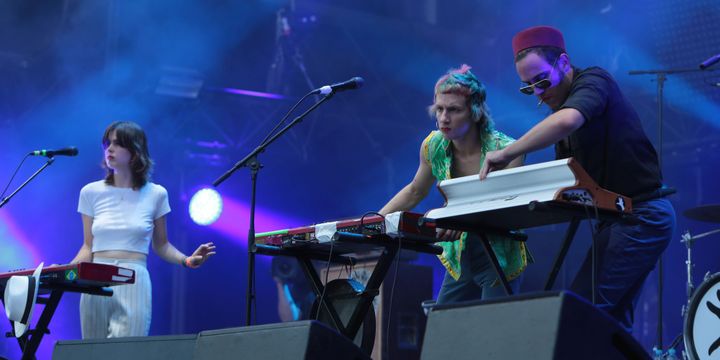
left=699, top=53, right=720, bottom=70
left=313, top=77, right=364, bottom=95
left=29, top=147, right=79, bottom=157
left=537, top=98, right=544, bottom=107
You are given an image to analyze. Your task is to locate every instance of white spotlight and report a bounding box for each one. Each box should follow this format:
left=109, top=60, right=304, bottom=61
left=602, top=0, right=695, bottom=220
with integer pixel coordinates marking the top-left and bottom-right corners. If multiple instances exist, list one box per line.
left=188, top=188, right=223, bottom=226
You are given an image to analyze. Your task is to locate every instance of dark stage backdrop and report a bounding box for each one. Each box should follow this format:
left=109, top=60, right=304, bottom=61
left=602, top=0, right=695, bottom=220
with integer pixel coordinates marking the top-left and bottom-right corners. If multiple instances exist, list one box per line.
left=1, top=0, right=719, bottom=358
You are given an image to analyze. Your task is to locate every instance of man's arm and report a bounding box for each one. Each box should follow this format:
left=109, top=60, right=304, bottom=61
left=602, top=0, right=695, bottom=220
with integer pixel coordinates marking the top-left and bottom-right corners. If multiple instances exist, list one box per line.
left=479, top=108, right=584, bottom=179
left=505, top=151, right=525, bottom=169
left=379, top=143, right=436, bottom=215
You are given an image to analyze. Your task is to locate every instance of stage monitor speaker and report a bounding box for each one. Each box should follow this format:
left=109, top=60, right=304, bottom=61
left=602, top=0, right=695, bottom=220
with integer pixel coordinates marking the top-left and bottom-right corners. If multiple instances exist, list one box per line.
left=322, top=261, right=433, bottom=360
left=421, top=291, right=650, bottom=360
left=192, top=320, right=370, bottom=360
left=53, top=334, right=197, bottom=360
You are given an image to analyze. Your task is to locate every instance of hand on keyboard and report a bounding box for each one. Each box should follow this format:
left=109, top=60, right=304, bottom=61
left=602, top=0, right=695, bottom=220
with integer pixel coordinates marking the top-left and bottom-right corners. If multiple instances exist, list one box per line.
left=479, top=149, right=512, bottom=180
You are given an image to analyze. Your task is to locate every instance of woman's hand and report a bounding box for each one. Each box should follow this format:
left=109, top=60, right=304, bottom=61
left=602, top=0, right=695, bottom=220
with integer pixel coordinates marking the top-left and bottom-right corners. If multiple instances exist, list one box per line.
left=186, top=242, right=217, bottom=268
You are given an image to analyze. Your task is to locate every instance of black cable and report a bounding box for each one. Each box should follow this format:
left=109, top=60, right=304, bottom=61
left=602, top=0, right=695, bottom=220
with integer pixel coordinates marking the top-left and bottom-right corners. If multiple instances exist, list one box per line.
left=667, top=333, right=683, bottom=355
left=252, top=263, right=257, bottom=325
left=315, top=238, right=335, bottom=321
left=259, top=90, right=316, bottom=147
left=342, top=263, right=351, bottom=280
left=0, top=154, right=31, bottom=201
left=360, top=210, right=406, bottom=357
left=582, top=203, right=602, bottom=305
left=384, top=236, right=403, bottom=360
left=359, top=211, right=385, bottom=234
left=591, top=204, right=603, bottom=306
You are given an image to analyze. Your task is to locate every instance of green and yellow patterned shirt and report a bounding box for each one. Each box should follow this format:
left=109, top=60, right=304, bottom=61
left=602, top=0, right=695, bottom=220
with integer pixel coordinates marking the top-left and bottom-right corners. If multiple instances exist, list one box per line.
left=422, top=130, right=530, bottom=281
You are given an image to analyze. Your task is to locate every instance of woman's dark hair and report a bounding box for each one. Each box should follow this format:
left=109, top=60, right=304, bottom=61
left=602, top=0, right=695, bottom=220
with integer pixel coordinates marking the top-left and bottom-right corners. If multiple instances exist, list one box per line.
left=102, top=121, right=153, bottom=189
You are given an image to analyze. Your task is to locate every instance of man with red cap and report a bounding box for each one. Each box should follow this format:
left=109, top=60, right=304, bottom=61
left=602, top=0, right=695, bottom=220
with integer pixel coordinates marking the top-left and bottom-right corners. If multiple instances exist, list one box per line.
left=479, top=25, right=676, bottom=331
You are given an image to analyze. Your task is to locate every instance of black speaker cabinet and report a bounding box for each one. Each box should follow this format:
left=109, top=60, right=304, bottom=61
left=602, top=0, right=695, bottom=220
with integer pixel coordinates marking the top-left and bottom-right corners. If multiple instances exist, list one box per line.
left=193, top=320, right=370, bottom=360
left=53, top=334, right=197, bottom=360
left=54, top=321, right=367, bottom=360
left=421, top=291, right=650, bottom=360
left=322, top=261, right=433, bottom=360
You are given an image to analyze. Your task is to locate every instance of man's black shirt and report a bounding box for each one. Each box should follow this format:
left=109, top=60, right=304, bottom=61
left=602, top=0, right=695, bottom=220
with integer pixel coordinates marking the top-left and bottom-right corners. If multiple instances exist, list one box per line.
left=557, top=66, right=662, bottom=198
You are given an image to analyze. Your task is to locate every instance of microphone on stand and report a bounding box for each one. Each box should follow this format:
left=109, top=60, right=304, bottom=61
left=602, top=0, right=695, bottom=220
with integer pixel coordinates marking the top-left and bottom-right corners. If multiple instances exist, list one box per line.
left=312, top=77, right=364, bottom=95
left=28, top=147, right=79, bottom=157
left=699, top=53, right=720, bottom=70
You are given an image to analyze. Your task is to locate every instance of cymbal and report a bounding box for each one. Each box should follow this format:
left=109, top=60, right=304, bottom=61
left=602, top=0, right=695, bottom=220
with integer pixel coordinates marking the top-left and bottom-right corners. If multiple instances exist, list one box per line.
left=684, top=204, right=720, bottom=223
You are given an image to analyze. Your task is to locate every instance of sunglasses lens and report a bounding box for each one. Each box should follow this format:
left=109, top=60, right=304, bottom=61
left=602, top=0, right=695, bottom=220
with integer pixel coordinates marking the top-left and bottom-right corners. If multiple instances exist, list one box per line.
left=519, top=86, right=534, bottom=95
left=536, top=79, right=552, bottom=89
left=519, top=78, right=552, bottom=95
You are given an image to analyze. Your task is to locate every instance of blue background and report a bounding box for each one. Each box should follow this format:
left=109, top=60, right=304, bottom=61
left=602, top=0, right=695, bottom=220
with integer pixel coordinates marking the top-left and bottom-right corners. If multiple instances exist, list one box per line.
left=1, top=0, right=719, bottom=358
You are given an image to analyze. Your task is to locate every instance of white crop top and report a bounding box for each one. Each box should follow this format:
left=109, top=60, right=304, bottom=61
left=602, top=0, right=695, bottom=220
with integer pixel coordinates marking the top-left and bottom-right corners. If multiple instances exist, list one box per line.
left=78, top=180, right=171, bottom=254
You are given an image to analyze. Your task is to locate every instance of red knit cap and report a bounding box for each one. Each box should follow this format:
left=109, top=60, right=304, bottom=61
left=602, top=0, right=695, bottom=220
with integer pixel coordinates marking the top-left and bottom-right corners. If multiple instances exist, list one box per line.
left=512, top=26, right=566, bottom=56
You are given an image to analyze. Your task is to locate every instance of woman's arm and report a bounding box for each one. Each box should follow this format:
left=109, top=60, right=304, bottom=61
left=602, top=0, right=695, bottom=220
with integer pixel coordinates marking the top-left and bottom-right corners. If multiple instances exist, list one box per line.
left=71, top=214, right=94, bottom=264
left=152, top=215, right=216, bottom=268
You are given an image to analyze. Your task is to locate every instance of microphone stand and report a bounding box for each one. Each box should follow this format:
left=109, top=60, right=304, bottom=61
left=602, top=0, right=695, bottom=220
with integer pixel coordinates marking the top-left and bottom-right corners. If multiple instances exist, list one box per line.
left=213, top=91, right=335, bottom=326
left=0, top=157, right=55, bottom=208
left=628, top=65, right=717, bottom=357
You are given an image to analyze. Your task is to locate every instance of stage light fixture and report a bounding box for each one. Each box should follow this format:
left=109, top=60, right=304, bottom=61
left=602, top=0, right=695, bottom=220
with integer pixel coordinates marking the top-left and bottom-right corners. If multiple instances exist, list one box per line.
left=188, top=188, right=223, bottom=226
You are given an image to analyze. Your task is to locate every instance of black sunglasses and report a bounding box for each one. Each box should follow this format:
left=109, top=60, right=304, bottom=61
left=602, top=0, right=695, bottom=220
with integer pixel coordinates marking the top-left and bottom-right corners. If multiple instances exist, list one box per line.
left=519, top=78, right=552, bottom=95
left=519, top=55, right=561, bottom=95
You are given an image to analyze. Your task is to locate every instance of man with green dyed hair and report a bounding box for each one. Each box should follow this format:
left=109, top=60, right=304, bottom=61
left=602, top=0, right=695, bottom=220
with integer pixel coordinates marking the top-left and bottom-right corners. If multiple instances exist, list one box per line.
left=380, top=65, right=529, bottom=303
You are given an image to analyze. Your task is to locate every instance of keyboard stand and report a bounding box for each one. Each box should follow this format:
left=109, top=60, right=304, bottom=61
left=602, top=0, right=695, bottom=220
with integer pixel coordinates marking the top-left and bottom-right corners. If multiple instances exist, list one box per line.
left=431, top=201, right=628, bottom=297
left=1, top=282, right=113, bottom=360
left=256, top=232, right=441, bottom=349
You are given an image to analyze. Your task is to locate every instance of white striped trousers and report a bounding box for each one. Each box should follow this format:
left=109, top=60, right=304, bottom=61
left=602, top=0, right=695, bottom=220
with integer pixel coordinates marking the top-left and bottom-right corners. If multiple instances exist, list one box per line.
left=80, top=257, right=152, bottom=338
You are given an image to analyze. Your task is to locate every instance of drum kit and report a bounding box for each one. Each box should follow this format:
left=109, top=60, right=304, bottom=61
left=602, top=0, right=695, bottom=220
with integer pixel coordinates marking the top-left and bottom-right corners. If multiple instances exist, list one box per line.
left=677, top=204, right=720, bottom=360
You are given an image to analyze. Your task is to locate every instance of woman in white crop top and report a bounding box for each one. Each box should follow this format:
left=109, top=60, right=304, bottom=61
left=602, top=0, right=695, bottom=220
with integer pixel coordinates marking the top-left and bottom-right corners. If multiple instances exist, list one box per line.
left=71, top=121, right=216, bottom=338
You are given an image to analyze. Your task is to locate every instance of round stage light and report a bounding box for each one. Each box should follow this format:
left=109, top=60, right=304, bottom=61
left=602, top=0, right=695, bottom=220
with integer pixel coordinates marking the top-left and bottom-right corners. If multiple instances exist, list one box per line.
left=188, top=188, right=223, bottom=225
